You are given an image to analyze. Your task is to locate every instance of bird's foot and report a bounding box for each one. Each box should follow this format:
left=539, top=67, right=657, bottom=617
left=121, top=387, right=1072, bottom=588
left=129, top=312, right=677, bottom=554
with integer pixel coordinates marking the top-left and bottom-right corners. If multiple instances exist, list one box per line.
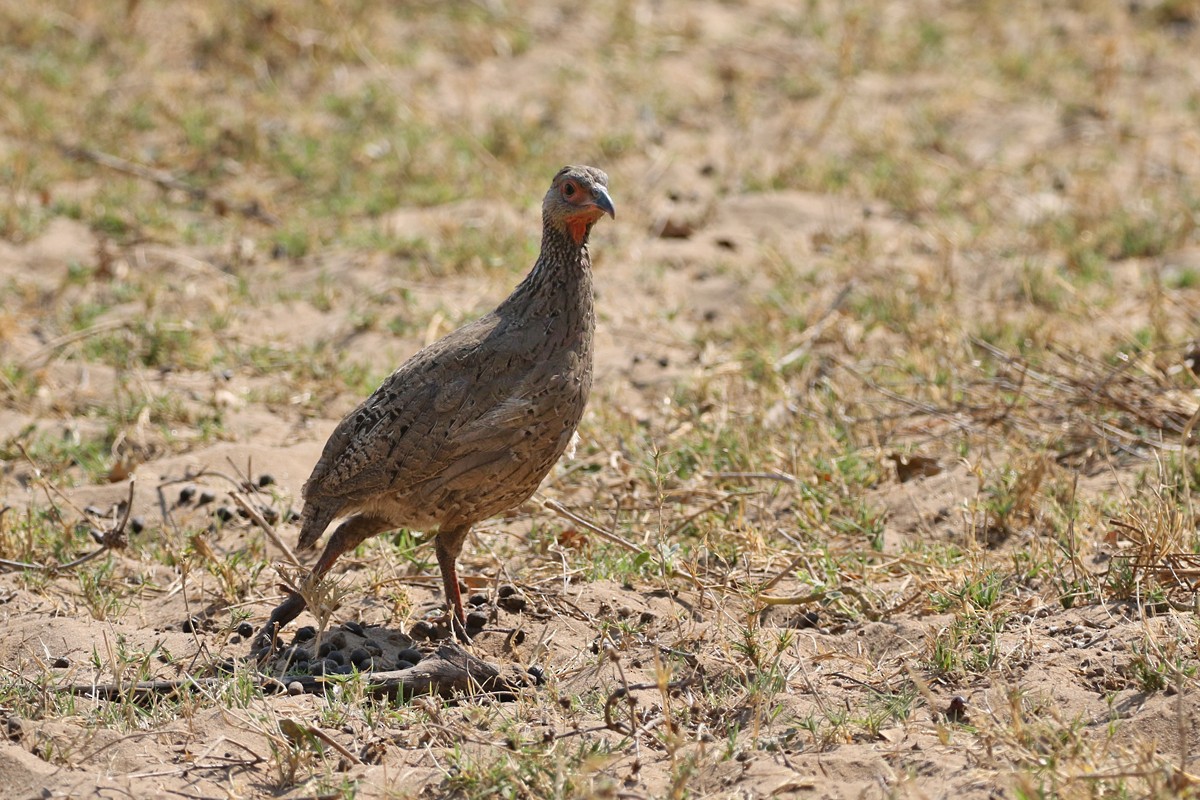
left=251, top=590, right=307, bottom=666
left=450, top=614, right=474, bottom=644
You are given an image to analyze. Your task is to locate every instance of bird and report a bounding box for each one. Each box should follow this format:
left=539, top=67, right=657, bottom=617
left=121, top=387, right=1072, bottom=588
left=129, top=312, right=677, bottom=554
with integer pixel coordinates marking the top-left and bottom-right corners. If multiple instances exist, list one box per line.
left=253, top=165, right=614, bottom=654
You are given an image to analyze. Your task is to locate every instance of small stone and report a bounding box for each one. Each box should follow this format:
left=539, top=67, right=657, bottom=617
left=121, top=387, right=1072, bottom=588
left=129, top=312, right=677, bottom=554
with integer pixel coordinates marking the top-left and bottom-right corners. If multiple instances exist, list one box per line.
left=181, top=617, right=199, bottom=633
left=409, top=620, right=434, bottom=641
left=498, top=594, right=527, bottom=613
left=228, top=635, right=242, bottom=645
left=129, top=517, right=145, bottom=534
left=287, top=681, right=304, bottom=696
left=258, top=474, right=276, bottom=487
left=279, top=646, right=309, bottom=667
left=497, top=584, right=517, bottom=599
left=343, top=620, right=365, bottom=637
left=468, top=592, right=489, bottom=607
left=215, top=506, right=234, bottom=522
left=198, top=490, right=216, bottom=506
left=178, top=486, right=197, bottom=504
left=638, top=611, right=656, bottom=626
left=396, top=647, right=423, bottom=665
left=52, top=657, right=69, bottom=669
left=236, top=621, right=254, bottom=639
left=294, top=626, right=317, bottom=642
left=310, top=658, right=338, bottom=675
left=466, top=611, right=489, bottom=631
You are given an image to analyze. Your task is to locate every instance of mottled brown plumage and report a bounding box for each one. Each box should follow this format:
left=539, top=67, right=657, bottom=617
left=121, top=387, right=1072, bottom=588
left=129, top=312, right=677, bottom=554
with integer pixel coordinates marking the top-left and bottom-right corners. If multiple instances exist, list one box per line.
left=254, top=166, right=613, bottom=652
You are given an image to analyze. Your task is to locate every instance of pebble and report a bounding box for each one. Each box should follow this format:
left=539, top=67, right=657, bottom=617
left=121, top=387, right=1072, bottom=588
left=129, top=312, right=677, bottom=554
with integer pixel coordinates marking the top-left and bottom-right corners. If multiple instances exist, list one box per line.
left=258, top=474, right=276, bottom=487
left=198, top=490, right=216, bottom=506
left=287, top=681, right=304, bottom=696
left=466, top=611, right=489, bottom=631
left=409, top=620, right=434, bottom=641
left=52, top=657, right=69, bottom=669
left=497, top=584, right=517, bottom=599
left=236, top=621, right=254, bottom=639
left=181, top=617, right=199, bottom=633
left=178, top=486, right=197, bottom=504
left=129, top=517, right=145, bottom=534
left=468, top=592, right=489, bottom=607
left=498, top=594, right=527, bottom=613
left=215, top=506, right=234, bottom=522
left=396, top=647, right=423, bottom=665
left=280, top=646, right=310, bottom=667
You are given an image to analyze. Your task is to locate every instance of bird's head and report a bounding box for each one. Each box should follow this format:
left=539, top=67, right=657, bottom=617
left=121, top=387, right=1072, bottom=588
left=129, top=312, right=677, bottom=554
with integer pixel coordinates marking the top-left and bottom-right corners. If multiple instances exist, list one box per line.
left=543, top=165, right=615, bottom=246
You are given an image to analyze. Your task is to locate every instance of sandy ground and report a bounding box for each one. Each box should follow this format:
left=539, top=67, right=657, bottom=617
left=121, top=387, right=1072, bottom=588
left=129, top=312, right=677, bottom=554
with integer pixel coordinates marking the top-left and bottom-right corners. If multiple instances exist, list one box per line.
left=4, top=1, right=1200, bottom=798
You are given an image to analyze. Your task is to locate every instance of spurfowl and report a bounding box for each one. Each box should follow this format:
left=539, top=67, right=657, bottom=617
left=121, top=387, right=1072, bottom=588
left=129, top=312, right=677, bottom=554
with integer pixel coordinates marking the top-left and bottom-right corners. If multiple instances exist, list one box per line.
left=254, top=166, right=613, bottom=652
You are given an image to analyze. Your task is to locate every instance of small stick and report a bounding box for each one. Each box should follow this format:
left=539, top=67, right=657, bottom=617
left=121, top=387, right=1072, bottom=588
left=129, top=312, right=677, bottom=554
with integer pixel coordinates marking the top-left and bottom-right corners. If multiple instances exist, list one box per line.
left=538, top=497, right=642, bottom=553
left=279, top=719, right=363, bottom=765
left=56, top=140, right=279, bottom=225
left=230, top=492, right=300, bottom=567
left=21, top=318, right=132, bottom=369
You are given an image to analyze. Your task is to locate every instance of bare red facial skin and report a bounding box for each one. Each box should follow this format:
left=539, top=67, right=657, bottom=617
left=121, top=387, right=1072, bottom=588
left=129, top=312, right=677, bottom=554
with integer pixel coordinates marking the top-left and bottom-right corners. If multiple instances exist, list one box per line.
left=566, top=214, right=592, bottom=244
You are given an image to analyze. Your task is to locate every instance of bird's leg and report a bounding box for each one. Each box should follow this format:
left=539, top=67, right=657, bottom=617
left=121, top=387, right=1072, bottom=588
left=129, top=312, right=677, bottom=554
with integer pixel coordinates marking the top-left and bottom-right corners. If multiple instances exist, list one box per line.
left=252, top=514, right=392, bottom=659
left=435, top=524, right=472, bottom=642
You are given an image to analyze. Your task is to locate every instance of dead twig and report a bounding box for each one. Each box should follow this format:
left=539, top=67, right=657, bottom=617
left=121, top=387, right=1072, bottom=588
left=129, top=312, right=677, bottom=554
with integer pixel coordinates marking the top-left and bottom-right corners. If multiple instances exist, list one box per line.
left=64, top=643, right=518, bottom=702
left=538, top=497, right=643, bottom=553
left=55, top=140, right=279, bottom=225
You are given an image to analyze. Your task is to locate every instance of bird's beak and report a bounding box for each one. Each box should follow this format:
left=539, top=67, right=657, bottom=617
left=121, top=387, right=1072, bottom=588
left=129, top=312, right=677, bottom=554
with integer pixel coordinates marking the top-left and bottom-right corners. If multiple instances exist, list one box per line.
left=590, top=185, right=616, bottom=219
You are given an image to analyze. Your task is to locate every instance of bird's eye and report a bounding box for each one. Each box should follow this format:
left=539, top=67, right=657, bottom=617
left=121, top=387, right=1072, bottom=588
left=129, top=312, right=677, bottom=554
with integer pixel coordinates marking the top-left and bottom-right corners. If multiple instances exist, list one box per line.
left=563, top=182, right=576, bottom=197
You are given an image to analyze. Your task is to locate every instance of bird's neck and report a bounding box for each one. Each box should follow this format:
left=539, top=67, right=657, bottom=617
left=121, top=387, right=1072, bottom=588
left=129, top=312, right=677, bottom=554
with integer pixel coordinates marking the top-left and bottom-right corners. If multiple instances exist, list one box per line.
left=502, top=224, right=595, bottom=322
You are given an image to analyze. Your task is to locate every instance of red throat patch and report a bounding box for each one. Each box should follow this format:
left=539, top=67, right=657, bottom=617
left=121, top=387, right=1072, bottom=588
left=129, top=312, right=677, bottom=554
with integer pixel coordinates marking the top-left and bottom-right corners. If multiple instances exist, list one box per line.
left=566, top=216, right=590, bottom=245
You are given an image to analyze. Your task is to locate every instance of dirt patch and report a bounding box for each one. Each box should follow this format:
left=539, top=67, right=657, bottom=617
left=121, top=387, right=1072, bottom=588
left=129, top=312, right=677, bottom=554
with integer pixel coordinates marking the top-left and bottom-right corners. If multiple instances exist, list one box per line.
left=4, top=1, right=1200, bottom=798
